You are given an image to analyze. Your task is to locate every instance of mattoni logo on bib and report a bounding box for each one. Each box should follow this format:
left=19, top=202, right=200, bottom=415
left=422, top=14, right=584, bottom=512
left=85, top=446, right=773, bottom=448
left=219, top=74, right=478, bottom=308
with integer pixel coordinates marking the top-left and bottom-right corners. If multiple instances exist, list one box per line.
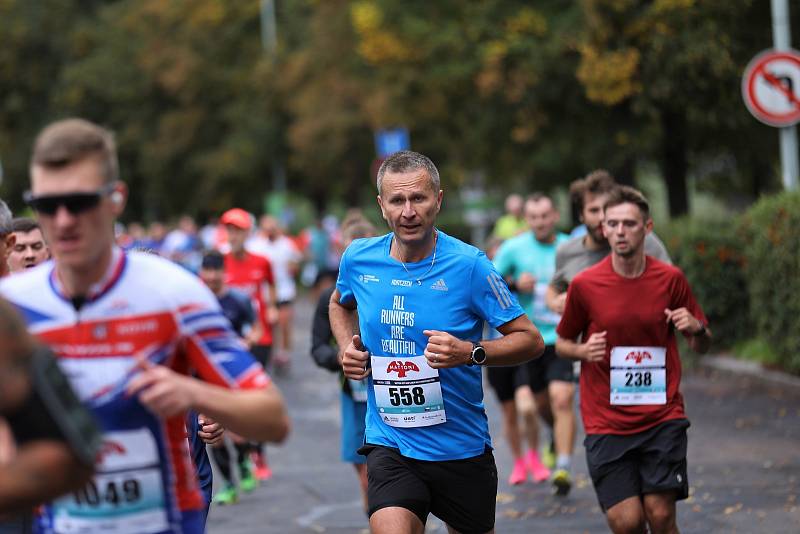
left=386, top=360, right=420, bottom=378
left=625, top=350, right=652, bottom=365
left=97, top=440, right=127, bottom=462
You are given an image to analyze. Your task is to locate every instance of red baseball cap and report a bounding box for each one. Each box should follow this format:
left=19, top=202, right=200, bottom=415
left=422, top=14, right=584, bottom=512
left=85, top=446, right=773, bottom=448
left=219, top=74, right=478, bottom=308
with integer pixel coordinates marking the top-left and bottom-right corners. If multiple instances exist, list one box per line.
left=220, top=208, right=252, bottom=230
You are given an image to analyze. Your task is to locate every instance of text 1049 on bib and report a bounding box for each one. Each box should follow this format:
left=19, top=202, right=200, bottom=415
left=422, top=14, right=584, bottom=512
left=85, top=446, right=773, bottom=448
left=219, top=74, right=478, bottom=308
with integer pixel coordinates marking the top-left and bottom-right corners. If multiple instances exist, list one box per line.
left=52, top=429, right=169, bottom=534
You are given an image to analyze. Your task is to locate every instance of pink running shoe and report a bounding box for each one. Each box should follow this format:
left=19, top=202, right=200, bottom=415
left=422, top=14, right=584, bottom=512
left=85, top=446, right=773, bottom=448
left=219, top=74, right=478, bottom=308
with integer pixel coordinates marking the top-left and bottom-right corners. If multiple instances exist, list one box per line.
left=508, top=458, right=527, bottom=485
left=251, top=451, right=273, bottom=481
left=525, top=450, right=551, bottom=483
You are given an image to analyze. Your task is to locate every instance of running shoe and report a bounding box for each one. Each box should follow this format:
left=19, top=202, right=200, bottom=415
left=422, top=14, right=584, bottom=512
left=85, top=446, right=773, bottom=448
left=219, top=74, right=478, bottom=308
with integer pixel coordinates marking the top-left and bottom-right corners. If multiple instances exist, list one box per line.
left=525, top=450, right=551, bottom=483
left=213, top=485, right=238, bottom=505
left=272, top=352, right=291, bottom=375
left=508, top=458, right=527, bottom=485
left=239, top=470, right=258, bottom=493
left=251, top=451, right=273, bottom=481
left=239, top=460, right=258, bottom=492
left=551, top=468, right=572, bottom=497
left=541, top=442, right=556, bottom=470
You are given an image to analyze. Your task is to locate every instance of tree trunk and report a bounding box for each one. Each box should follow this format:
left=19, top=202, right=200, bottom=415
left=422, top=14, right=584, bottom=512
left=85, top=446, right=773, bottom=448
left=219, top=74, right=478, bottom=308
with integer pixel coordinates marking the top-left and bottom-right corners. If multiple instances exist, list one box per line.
left=661, top=108, right=689, bottom=217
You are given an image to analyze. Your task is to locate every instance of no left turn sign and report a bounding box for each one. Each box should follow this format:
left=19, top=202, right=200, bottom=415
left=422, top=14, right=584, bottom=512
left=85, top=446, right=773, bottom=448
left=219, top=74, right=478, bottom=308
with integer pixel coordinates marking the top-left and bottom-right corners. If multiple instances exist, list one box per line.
left=742, top=49, right=800, bottom=127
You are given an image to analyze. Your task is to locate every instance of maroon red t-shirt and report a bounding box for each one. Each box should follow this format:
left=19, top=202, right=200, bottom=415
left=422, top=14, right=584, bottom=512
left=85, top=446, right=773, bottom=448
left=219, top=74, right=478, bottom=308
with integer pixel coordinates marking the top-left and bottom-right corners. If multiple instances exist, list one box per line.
left=557, top=255, right=707, bottom=435
left=224, top=251, right=275, bottom=346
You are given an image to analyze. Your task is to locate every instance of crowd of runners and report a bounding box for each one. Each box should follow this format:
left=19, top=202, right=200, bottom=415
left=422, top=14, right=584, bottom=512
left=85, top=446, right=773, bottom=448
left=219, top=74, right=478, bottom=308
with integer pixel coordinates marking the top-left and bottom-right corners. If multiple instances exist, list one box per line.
left=0, top=118, right=712, bottom=534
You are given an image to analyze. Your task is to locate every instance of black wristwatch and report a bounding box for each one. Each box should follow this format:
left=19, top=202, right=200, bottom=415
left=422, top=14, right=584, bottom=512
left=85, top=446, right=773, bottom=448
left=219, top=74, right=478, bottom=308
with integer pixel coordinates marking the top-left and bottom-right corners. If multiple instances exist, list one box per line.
left=469, top=342, right=487, bottom=366
left=692, top=324, right=707, bottom=337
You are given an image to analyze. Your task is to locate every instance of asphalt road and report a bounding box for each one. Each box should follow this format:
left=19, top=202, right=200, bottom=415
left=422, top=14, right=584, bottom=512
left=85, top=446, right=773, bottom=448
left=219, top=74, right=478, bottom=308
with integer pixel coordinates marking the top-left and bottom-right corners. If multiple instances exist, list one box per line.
left=207, top=295, right=800, bottom=534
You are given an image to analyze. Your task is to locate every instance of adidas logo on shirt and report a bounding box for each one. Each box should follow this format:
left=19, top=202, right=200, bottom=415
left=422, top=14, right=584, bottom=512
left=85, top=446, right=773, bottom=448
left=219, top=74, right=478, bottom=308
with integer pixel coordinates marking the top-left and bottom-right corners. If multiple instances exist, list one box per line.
left=430, top=278, right=448, bottom=291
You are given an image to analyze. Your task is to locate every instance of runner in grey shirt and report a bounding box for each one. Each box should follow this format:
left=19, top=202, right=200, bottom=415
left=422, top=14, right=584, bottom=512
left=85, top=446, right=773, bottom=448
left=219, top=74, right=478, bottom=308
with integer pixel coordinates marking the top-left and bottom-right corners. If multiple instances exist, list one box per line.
left=546, top=170, right=671, bottom=313
left=550, top=233, right=670, bottom=295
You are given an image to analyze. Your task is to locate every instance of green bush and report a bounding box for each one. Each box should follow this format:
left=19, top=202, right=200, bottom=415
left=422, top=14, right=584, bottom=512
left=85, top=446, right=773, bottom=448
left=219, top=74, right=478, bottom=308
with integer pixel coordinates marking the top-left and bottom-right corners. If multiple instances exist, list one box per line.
left=740, top=192, right=800, bottom=374
left=661, top=218, right=751, bottom=349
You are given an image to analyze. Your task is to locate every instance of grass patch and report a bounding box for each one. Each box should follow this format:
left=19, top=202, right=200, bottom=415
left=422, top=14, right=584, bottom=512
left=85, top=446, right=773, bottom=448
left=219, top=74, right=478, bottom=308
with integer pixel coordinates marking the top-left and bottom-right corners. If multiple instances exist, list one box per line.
left=732, top=338, right=781, bottom=368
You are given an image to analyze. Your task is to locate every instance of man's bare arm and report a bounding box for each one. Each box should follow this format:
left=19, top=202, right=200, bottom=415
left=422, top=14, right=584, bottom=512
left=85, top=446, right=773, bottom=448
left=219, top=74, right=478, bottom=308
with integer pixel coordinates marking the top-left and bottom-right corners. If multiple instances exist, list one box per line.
left=329, top=288, right=358, bottom=353
left=556, top=332, right=607, bottom=362
left=329, top=288, right=370, bottom=380
left=422, top=314, right=544, bottom=368
left=127, top=370, right=290, bottom=443
left=188, top=382, right=289, bottom=443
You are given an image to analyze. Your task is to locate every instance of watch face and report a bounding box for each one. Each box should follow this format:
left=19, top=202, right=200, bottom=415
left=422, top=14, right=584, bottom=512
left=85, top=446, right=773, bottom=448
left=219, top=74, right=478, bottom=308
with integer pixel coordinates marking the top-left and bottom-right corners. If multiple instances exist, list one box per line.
left=472, top=345, right=487, bottom=364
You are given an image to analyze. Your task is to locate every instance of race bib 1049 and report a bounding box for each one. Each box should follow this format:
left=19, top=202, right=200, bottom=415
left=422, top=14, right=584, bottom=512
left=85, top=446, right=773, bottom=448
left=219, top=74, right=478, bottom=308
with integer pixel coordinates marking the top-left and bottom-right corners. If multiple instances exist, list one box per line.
left=371, top=355, right=446, bottom=428
left=609, top=346, right=667, bottom=406
left=51, top=429, right=169, bottom=534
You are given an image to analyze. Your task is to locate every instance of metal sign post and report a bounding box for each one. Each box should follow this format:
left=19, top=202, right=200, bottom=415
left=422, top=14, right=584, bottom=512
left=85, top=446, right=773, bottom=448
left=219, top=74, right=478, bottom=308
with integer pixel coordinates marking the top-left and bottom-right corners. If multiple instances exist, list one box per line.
left=772, top=0, right=799, bottom=190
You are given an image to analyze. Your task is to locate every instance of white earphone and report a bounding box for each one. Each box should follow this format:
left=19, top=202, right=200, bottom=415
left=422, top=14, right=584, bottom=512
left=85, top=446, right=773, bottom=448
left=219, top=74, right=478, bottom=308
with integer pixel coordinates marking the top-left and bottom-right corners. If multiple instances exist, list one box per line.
left=111, top=191, right=123, bottom=204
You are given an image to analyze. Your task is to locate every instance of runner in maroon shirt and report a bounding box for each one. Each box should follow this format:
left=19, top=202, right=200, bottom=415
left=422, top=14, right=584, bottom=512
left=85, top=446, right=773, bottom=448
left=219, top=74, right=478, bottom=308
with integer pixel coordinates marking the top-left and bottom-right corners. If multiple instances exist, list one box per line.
left=556, top=186, right=711, bottom=534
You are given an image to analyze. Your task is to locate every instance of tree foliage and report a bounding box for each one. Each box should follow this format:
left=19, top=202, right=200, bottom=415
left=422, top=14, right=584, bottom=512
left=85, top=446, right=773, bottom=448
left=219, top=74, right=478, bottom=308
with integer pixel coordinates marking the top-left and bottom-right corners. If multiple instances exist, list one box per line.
left=0, top=0, right=793, bottom=221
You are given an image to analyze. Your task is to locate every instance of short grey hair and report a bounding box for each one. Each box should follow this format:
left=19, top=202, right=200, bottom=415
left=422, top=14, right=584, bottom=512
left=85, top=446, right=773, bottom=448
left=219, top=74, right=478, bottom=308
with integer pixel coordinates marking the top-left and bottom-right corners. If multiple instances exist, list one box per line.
left=376, top=150, right=441, bottom=194
left=0, top=199, right=12, bottom=236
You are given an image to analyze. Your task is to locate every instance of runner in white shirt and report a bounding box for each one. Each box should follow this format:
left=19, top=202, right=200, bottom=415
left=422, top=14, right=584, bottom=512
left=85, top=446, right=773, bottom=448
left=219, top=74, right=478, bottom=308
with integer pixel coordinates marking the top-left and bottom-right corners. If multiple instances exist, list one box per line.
left=247, top=215, right=302, bottom=369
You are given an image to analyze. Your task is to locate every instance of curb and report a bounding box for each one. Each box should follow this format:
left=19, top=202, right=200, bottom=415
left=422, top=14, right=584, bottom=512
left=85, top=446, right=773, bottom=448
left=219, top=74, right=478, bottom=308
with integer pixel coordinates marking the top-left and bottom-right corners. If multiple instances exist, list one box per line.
left=699, top=354, right=800, bottom=390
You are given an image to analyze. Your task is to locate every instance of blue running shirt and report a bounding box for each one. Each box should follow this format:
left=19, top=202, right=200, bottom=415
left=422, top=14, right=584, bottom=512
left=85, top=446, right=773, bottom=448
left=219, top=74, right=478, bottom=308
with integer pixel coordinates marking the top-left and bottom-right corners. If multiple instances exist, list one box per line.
left=337, top=231, right=524, bottom=461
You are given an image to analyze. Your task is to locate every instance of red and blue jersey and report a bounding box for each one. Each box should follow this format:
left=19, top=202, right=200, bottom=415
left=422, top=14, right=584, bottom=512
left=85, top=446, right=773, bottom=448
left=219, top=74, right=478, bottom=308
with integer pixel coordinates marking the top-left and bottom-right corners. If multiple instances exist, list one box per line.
left=0, top=249, right=270, bottom=534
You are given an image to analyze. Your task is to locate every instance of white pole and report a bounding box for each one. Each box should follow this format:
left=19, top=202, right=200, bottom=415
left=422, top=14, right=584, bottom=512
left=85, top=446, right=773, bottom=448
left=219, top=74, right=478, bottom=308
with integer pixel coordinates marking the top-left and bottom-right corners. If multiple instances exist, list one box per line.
left=772, top=0, right=799, bottom=190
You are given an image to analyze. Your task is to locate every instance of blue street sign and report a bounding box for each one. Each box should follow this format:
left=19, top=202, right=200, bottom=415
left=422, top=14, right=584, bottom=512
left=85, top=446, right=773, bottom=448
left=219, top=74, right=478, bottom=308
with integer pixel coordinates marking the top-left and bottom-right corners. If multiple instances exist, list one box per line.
left=375, top=128, right=410, bottom=157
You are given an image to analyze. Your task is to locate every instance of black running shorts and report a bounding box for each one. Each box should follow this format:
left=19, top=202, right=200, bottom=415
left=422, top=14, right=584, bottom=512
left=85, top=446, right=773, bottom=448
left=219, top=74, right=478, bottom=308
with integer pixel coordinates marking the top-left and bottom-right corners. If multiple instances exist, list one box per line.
left=250, top=344, right=272, bottom=369
left=486, top=363, right=529, bottom=403
left=361, top=444, right=497, bottom=533
left=526, top=344, right=574, bottom=393
left=585, top=418, right=690, bottom=512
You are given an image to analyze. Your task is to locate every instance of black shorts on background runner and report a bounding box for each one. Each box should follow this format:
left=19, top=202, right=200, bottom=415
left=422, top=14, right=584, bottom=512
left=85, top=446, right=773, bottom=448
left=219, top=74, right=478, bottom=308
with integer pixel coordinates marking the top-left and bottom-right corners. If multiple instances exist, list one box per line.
left=360, top=444, right=497, bottom=533
left=486, top=364, right=529, bottom=403
left=526, top=344, right=574, bottom=392
left=251, top=344, right=272, bottom=369
left=585, top=418, right=690, bottom=511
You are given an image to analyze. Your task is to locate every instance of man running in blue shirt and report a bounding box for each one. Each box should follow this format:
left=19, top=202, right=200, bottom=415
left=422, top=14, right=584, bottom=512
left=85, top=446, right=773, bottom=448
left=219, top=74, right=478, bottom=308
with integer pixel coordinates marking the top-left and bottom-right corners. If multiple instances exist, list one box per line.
left=330, top=150, right=544, bottom=534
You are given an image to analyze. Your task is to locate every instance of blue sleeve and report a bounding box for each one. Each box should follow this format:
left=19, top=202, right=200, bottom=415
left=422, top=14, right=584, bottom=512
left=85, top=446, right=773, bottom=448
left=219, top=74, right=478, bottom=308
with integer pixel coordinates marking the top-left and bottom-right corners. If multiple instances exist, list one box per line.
left=470, top=252, right=525, bottom=328
left=335, top=246, right=355, bottom=305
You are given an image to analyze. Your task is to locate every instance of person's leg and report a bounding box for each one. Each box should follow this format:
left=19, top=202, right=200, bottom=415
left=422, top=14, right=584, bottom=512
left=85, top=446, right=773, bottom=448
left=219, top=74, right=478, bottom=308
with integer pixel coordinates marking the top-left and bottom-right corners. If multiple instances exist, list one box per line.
left=500, top=400, right=523, bottom=459
left=363, top=445, right=430, bottom=534
left=425, top=450, right=498, bottom=534
left=354, top=463, right=369, bottom=514
left=370, top=508, right=425, bottom=534
left=278, top=302, right=293, bottom=356
left=518, top=385, right=549, bottom=482
left=606, top=496, right=648, bottom=534
left=586, top=434, right=644, bottom=533
left=638, top=420, right=690, bottom=533
left=549, top=379, right=576, bottom=495
left=211, top=442, right=238, bottom=504
left=248, top=344, right=273, bottom=479
left=532, top=389, right=554, bottom=427
left=549, top=380, right=576, bottom=462
left=499, top=400, right=526, bottom=485
left=643, top=492, right=679, bottom=534
left=446, top=527, right=493, bottom=534
left=487, top=366, right=525, bottom=484
left=236, top=442, right=257, bottom=491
